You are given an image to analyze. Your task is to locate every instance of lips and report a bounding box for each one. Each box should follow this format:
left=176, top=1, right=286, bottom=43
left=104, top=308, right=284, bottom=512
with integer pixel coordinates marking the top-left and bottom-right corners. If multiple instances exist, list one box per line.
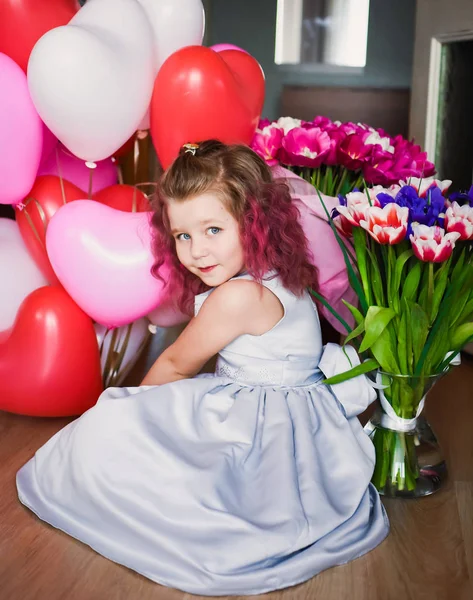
left=199, top=265, right=217, bottom=273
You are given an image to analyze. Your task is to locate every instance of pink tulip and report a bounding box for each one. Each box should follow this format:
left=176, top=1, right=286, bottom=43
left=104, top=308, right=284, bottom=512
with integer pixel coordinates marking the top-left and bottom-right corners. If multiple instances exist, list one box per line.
left=312, top=115, right=333, bottom=129
left=359, top=203, right=409, bottom=245
left=363, top=131, right=395, bottom=154
left=338, top=133, right=372, bottom=170
left=250, top=124, right=283, bottom=166
left=363, top=158, right=397, bottom=186
left=367, top=184, right=400, bottom=202
left=337, top=191, right=380, bottom=227
left=444, top=201, right=473, bottom=240
left=279, top=126, right=331, bottom=168
left=325, top=128, right=347, bottom=166
left=410, top=224, right=460, bottom=262
left=400, top=176, right=452, bottom=197
left=276, top=116, right=302, bottom=134
left=334, top=215, right=353, bottom=237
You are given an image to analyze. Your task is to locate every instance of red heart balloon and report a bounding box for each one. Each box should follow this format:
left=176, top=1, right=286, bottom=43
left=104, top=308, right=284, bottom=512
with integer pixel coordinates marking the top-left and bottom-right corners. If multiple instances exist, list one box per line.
left=151, top=46, right=265, bottom=169
left=15, top=176, right=84, bottom=285
left=0, top=286, right=103, bottom=417
left=94, top=184, right=151, bottom=212
left=0, top=0, right=80, bottom=72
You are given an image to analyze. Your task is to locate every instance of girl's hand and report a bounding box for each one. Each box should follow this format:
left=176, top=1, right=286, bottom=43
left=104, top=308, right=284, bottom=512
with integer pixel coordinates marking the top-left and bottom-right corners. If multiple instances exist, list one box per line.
left=140, top=280, right=283, bottom=386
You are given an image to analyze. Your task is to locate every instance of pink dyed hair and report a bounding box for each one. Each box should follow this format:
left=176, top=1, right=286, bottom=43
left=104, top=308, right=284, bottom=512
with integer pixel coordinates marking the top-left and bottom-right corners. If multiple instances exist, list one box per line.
left=151, top=140, right=319, bottom=315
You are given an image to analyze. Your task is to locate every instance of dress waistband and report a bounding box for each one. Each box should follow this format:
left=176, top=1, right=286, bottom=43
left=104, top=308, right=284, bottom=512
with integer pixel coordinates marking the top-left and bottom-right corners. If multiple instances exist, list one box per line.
left=215, top=352, right=323, bottom=387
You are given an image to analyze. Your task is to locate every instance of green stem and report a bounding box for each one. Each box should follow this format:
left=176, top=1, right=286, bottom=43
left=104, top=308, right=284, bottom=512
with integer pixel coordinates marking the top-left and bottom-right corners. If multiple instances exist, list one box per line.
left=335, top=168, right=348, bottom=196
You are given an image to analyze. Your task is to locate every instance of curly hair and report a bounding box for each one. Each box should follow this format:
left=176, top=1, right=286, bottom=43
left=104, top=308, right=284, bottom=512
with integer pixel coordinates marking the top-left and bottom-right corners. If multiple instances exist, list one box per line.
left=151, top=140, right=318, bottom=315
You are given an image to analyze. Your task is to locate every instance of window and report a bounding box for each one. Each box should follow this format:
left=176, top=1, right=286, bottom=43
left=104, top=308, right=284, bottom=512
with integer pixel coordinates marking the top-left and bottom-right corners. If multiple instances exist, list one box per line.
left=275, top=0, right=370, bottom=68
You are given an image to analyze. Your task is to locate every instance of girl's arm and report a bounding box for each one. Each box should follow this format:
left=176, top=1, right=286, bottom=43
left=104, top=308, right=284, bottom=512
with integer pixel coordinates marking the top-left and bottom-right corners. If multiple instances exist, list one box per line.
left=140, top=279, right=283, bottom=386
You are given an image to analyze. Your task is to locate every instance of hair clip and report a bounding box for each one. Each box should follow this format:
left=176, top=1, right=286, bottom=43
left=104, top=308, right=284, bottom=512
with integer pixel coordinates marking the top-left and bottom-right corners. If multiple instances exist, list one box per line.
left=183, top=143, right=199, bottom=155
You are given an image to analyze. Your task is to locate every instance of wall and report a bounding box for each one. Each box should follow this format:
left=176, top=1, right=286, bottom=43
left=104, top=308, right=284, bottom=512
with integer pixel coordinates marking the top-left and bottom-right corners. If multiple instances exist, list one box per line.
left=410, top=0, right=473, bottom=146
left=205, top=0, right=416, bottom=121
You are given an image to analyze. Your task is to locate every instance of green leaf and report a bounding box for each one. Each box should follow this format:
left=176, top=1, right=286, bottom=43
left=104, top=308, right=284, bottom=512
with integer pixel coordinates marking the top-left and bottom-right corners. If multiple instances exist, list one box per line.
left=449, top=286, right=471, bottom=328
left=352, top=226, right=372, bottom=307
left=423, top=318, right=451, bottom=374
left=404, top=299, right=414, bottom=373
left=366, top=247, right=385, bottom=307
left=451, top=322, right=473, bottom=349
left=342, top=300, right=364, bottom=325
left=370, top=326, right=400, bottom=373
left=397, top=306, right=409, bottom=373
left=457, top=298, right=473, bottom=326
left=359, top=306, right=397, bottom=353
left=414, top=281, right=455, bottom=376
left=401, top=262, right=422, bottom=304
left=323, top=358, right=379, bottom=385
left=409, top=303, right=430, bottom=366
left=451, top=247, right=466, bottom=282
left=343, top=320, right=365, bottom=346
left=308, top=288, right=352, bottom=334
left=315, top=188, right=368, bottom=313
left=392, top=249, right=413, bottom=313
left=431, top=258, right=451, bottom=322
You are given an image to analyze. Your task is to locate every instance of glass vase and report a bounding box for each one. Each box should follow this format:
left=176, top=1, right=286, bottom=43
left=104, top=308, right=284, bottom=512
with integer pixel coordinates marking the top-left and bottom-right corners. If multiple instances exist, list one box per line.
left=363, top=371, right=447, bottom=498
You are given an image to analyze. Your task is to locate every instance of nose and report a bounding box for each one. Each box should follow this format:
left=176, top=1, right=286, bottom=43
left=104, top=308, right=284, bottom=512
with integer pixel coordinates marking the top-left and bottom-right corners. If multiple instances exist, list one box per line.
left=190, top=236, right=209, bottom=260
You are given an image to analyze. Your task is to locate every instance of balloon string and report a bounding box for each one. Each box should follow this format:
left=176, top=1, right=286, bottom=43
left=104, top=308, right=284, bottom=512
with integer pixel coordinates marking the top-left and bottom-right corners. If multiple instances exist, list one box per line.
left=100, top=322, right=151, bottom=388
left=117, top=165, right=124, bottom=185
left=133, top=135, right=140, bottom=184
left=55, top=147, right=67, bottom=205
left=21, top=197, right=48, bottom=245
left=88, top=168, right=94, bottom=199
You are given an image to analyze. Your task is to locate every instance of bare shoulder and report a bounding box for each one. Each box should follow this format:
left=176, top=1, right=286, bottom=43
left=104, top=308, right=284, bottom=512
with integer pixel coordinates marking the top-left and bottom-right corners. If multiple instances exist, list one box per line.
left=199, top=278, right=283, bottom=335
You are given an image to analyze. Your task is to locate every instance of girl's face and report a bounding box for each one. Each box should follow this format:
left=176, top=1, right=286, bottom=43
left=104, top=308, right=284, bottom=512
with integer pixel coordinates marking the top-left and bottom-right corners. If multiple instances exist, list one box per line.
left=167, top=191, right=245, bottom=287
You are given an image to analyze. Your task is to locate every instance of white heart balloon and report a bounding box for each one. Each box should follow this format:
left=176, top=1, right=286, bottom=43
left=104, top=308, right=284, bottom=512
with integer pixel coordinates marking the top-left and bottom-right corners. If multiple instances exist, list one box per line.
left=0, top=219, right=48, bottom=333
left=27, top=0, right=155, bottom=162
left=136, top=0, right=205, bottom=128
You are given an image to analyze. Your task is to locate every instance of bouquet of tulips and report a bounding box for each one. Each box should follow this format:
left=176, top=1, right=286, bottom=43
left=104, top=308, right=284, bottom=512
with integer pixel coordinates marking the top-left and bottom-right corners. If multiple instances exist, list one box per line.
left=315, top=177, right=473, bottom=494
left=251, top=116, right=436, bottom=196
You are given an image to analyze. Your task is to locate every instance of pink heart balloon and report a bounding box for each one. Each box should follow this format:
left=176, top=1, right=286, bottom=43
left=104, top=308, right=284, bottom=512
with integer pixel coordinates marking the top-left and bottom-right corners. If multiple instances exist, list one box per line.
left=210, top=43, right=249, bottom=54
left=46, top=200, right=168, bottom=327
left=39, top=144, right=118, bottom=194
left=0, top=52, right=43, bottom=205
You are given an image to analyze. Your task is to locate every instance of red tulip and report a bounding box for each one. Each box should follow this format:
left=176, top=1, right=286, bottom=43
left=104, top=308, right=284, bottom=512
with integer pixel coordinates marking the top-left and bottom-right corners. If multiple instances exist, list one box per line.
left=359, top=204, right=409, bottom=245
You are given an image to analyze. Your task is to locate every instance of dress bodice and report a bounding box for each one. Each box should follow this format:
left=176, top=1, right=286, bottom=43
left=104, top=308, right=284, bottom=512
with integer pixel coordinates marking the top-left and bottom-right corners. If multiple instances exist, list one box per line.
left=194, top=273, right=323, bottom=387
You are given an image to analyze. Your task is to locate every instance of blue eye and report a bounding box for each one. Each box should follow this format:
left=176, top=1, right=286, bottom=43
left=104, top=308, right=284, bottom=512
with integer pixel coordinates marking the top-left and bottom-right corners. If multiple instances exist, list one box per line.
left=176, top=233, right=191, bottom=241
left=208, top=227, right=221, bottom=235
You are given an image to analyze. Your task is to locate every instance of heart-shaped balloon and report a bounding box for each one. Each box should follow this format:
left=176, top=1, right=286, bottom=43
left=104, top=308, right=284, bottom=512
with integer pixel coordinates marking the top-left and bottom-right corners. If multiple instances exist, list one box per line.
left=28, top=0, right=155, bottom=162
left=0, top=0, right=80, bottom=72
left=0, top=53, right=43, bottom=205
left=39, top=144, right=118, bottom=194
left=0, top=286, right=102, bottom=416
left=0, top=219, right=48, bottom=333
left=39, top=122, right=58, bottom=169
left=15, top=176, right=84, bottom=284
left=135, top=0, right=204, bottom=129
left=46, top=200, right=169, bottom=327
left=150, top=46, right=265, bottom=168
left=211, top=43, right=249, bottom=54
left=94, top=184, right=150, bottom=212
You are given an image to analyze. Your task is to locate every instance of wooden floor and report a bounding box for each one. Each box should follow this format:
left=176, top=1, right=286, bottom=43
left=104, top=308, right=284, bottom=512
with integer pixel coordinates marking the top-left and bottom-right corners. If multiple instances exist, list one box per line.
left=0, top=358, right=472, bottom=600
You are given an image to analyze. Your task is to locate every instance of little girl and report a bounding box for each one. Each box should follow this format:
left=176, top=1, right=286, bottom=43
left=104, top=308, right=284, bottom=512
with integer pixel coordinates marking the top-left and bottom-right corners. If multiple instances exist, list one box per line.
left=16, top=140, right=389, bottom=596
